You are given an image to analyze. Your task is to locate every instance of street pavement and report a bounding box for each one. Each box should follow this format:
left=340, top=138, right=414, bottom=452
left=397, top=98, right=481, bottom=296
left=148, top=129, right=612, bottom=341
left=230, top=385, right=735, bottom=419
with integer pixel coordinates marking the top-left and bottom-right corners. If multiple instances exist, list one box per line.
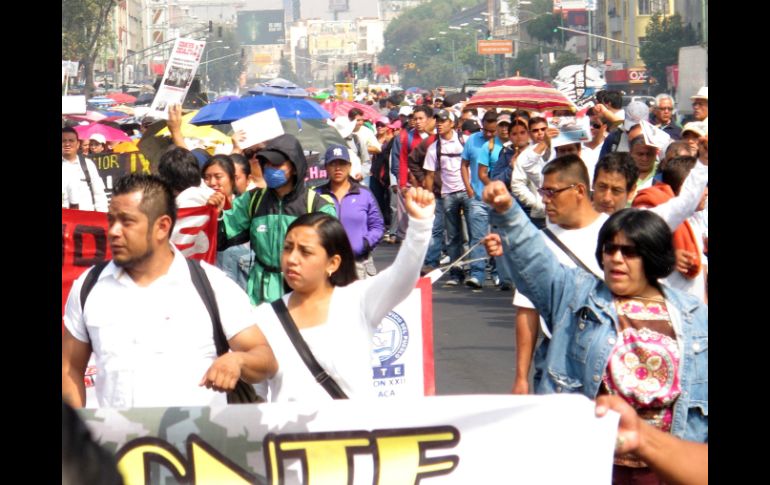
left=373, top=241, right=519, bottom=396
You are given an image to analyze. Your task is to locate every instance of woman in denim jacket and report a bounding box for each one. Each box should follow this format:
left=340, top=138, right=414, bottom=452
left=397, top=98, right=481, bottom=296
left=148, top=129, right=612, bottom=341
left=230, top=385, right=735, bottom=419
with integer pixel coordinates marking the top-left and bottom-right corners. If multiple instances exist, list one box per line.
left=482, top=181, right=707, bottom=481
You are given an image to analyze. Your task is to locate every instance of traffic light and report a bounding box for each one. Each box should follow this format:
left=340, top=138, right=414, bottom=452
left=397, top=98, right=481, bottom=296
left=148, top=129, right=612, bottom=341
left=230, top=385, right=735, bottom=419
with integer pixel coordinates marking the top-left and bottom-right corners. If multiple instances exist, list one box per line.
left=208, top=21, right=213, bottom=33
left=217, top=26, right=223, bottom=38
left=436, top=43, right=441, bottom=53
left=348, top=62, right=353, bottom=75
left=486, top=29, right=492, bottom=40
left=353, top=62, right=359, bottom=75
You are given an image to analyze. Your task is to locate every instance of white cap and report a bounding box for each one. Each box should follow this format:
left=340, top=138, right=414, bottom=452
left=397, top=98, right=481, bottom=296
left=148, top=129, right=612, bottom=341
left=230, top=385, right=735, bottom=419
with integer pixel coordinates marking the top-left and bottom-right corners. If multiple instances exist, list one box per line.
left=89, top=133, right=107, bottom=144
left=623, top=101, right=650, bottom=132
left=398, top=105, right=414, bottom=117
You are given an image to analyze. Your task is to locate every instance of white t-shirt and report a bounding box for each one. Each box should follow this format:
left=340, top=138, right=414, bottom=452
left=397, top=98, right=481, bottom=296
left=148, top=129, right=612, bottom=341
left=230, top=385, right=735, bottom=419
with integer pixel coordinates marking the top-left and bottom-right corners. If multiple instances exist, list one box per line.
left=62, top=156, right=109, bottom=211
left=176, top=182, right=215, bottom=208
left=256, top=216, right=433, bottom=402
left=423, top=132, right=466, bottom=195
left=64, top=246, right=256, bottom=408
left=356, top=126, right=381, bottom=176
left=579, top=145, right=599, bottom=187
left=513, top=213, right=608, bottom=337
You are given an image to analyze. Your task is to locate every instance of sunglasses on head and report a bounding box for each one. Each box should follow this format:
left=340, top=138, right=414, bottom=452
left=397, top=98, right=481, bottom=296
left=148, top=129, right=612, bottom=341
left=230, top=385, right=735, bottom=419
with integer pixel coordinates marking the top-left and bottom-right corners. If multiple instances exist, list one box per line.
left=603, top=243, right=639, bottom=258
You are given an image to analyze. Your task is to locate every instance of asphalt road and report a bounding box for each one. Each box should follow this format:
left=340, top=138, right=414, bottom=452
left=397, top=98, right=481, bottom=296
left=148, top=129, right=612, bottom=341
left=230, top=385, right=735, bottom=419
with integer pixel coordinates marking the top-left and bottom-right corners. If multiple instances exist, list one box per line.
left=373, top=242, right=519, bottom=396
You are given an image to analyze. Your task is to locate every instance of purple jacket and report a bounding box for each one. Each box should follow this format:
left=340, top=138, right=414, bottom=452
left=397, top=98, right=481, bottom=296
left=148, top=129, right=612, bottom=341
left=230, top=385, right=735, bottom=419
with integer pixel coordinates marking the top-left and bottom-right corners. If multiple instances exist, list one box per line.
left=316, top=179, right=385, bottom=259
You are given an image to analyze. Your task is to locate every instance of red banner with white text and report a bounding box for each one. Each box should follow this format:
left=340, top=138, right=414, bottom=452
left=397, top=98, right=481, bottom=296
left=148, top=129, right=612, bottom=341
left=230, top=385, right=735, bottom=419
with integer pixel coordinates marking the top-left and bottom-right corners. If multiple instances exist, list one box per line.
left=62, top=206, right=218, bottom=323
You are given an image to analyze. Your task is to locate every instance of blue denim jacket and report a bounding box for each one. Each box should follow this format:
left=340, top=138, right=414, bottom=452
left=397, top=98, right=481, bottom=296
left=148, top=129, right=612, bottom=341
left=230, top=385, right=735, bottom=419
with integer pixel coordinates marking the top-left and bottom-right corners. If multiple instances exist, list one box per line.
left=490, top=202, right=708, bottom=443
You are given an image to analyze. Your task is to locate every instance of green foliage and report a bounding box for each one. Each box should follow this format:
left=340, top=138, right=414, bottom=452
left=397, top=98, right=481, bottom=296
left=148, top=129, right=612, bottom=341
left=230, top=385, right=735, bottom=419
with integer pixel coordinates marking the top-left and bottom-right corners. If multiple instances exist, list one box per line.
left=62, top=0, right=118, bottom=97
left=526, top=13, right=562, bottom=45
left=550, top=52, right=582, bottom=75
left=279, top=54, right=300, bottom=84
left=508, top=47, right=540, bottom=78
left=380, top=0, right=483, bottom=87
left=203, top=29, right=243, bottom=93
left=639, top=13, right=698, bottom=90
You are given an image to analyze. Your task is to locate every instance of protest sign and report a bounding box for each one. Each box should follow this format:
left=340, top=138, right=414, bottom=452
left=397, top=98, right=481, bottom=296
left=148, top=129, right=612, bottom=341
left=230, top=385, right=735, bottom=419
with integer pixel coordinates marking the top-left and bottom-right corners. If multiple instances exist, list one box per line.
left=148, top=38, right=206, bottom=119
left=230, top=108, right=285, bottom=149
left=548, top=115, right=591, bottom=148
left=80, top=394, right=618, bottom=484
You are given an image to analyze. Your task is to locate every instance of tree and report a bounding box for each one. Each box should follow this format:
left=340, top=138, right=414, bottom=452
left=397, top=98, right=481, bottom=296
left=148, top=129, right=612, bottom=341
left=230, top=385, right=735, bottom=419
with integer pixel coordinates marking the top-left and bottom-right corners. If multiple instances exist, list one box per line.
left=278, top=52, right=299, bottom=84
left=550, top=51, right=583, bottom=75
left=62, top=0, right=119, bottom=98
left=526, top=13, right=562, bottom=46
left=639, top=13, right=697, bottom=92
left=203, top=28, right=244, bottom=93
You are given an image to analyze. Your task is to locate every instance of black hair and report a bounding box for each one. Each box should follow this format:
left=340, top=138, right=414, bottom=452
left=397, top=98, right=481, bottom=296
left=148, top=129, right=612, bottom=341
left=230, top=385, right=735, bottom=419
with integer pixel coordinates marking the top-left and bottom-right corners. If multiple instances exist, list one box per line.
left=231, top=153, right=251, bottom=186
left=158, top=146, right=203, bottom=194
left=596, top=208, right=675, bottom=283
left=462, top=107, right=478, bottom=116
left=62, top=126, right=79, bottom=140
left=629, top=135, right=648, bottom=151
left=202, top=154, right=236, bottom=194
left=285, top=213, right=357, bottom=287
left=62, top=400, right=124, bottom=485
left=348, top=107, right=364, bottom=121
left=601, top=90, right=623, bottom=110
left=661, top=156, right=697, bottom=194
left=528, top=116, right=547, bottom=129
left=412, top=105, right=434, bottom=118
left=543, top=154, right=590, bottom=188
left=593, top=152, right=639, bottom=192
left=664, top=141, right=695, bottom=163
left=112, top=173, right=177, bottom=232
left=482, top=110, right=499, bottom=124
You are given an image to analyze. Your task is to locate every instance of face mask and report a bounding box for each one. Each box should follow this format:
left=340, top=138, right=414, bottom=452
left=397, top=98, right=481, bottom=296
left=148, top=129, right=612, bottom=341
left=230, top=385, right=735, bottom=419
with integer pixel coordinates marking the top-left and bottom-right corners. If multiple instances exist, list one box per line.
left=264, top=166, right=289, bottom=188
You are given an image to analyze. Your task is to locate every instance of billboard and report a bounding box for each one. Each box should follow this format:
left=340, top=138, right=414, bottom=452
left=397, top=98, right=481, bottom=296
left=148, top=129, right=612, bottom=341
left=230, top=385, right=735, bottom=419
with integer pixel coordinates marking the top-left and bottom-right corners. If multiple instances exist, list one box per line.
left=477, top=40, right=514, bottom=55
left=237, top=10, right=285, bottom=45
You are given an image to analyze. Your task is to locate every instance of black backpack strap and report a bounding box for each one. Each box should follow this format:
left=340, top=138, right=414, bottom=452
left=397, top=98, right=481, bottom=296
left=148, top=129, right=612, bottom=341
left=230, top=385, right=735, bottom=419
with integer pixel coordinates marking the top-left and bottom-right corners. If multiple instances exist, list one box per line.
left=542, top=228, right=601, bottom=279
left=77, top=154, right=97, bottom=207
left=270, top=299, right=349, bottom=399
left=186, top=258, right=229, bottom=357
left=79, top=261, right=110, bottom=313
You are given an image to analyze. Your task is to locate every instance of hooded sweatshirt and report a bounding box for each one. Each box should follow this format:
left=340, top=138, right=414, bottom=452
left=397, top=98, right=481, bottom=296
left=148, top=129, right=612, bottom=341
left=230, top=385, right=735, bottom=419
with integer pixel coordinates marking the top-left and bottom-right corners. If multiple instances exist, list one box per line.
left=632, top=183, right=701, bottom=279
left=219, top=134, right=337, bottom=305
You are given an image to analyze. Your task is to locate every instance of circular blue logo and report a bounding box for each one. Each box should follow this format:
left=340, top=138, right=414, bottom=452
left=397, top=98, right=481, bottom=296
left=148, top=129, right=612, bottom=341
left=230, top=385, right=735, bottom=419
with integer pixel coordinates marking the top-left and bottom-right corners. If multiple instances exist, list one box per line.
left=372, top=311, right=409, bottom=366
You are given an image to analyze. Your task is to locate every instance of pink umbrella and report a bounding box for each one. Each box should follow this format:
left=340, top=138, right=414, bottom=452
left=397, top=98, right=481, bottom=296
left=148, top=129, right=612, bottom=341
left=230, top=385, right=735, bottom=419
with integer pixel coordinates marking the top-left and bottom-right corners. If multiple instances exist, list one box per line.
left=321, top=101, right=382, bottom=122
left=73, top=123, right=132, bottom=142
left=64, top=111, right=108, bottom=123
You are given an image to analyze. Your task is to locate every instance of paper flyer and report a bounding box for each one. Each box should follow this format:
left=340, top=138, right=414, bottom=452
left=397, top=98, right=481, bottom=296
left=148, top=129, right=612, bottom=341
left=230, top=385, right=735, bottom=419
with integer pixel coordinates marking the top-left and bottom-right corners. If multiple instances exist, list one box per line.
left=148, top=37, right=206, bottom=119
left=548, top=115, right=591, bottom=148
left=230, top=108, right=285, bottom=148
left=639, top=119, right=671, bottom=149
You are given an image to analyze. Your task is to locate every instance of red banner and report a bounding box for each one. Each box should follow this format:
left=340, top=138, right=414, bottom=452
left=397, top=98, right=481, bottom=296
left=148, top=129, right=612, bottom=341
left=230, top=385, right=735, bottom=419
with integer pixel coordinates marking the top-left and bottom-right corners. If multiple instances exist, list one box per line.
left=62, top=206, right=219, bottom=324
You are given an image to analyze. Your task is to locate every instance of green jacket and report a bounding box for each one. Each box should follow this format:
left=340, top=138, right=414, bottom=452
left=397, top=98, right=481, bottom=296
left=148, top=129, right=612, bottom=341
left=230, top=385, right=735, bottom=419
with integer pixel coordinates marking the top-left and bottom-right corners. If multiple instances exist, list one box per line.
left=220, top=135, right=336, bottom=305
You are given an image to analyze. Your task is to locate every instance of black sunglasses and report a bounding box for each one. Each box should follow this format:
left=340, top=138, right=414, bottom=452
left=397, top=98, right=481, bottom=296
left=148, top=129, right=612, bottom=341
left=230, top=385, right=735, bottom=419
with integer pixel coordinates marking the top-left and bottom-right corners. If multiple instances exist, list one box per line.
left=537, top=183, right=577, bottom=199
left=603, top=243, right=640, bottom=258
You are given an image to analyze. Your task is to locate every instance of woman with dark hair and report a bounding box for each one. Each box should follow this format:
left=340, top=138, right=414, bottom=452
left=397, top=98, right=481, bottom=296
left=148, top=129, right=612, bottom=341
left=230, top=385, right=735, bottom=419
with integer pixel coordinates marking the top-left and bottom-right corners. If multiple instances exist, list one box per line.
left=202, top=155, right=236, bottom=208
left=230, top=153, right=252, bottom=195
left=253, top=187, right=435, bottom=402
left=482, top=181, right=707, bottom=484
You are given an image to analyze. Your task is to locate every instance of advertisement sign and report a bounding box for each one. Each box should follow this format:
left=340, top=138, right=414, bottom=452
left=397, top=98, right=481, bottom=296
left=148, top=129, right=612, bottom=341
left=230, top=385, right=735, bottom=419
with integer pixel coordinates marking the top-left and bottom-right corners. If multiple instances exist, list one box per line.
left=477, top=40, right=514, bottom=55
left=628, top=67, right=649, bottom=84
left=237, top=10, right=285, bottom=45
left=80, top=394, right=618, bottom=484
left=148, top=38, right=206, bottom=119
left=554, top=0, right=595, bottom=11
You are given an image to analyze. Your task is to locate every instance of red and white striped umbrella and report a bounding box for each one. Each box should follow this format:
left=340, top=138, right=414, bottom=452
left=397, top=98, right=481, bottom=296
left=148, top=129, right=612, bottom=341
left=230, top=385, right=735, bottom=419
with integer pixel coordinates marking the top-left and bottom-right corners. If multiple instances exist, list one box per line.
left=464, top=77, right=577, bottom=112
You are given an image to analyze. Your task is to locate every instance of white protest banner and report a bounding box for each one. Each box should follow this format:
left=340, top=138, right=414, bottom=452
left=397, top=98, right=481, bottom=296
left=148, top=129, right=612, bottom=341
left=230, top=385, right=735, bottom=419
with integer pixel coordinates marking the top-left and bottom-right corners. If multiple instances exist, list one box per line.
left=549, top=115, right=591, bottom=148
left=148, top=37, right=206, bottom=119
left=371, top=277, right=434, bottom=398
left=81, top=394, right=619, bottom=484
left=230, top=107, right=285, bottom=148
left=62, top=95, right=87, bottom=115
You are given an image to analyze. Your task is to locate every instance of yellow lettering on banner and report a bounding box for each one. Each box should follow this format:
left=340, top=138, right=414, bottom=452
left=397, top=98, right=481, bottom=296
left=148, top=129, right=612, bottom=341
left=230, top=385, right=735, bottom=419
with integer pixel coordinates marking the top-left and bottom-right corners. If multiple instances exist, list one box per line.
left=189, top=435, right=253, bottom=484
left=116, top=439, right=187, bottom=485
left=265, top=432, right=372, bottom=485
left=374, top=427, right=459, bottom=484
left=138, top=153, right=151, bottom=173
left=109, top=154, right=120, bottom=169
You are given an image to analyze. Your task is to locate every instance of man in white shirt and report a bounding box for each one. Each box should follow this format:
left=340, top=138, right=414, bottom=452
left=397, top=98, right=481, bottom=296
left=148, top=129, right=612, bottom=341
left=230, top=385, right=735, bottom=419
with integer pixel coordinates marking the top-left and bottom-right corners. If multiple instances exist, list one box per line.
left=511, top=154, right=608, bottom=394
left=62, top=127, right=108, bottom=212
left=62, top=173, right=276, bottom=408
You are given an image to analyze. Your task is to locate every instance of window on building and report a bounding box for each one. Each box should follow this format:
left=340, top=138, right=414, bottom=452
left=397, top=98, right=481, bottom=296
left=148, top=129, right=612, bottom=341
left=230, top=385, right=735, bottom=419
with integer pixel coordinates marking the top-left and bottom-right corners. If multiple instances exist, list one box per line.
left=638, top=0, right=651, bottom=15
left=640, top=0, right=667, bottom=15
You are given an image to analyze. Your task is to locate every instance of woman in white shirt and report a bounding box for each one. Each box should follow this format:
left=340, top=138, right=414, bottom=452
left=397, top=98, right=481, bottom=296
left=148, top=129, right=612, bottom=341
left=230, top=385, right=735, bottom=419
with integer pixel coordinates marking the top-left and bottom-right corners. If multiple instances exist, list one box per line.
left=255, top=187, right=435, bottom=402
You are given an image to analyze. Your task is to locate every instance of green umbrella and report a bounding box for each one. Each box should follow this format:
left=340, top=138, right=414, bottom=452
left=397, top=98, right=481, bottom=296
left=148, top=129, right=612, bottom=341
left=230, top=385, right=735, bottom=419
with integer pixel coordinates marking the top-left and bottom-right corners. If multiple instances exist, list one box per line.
left=312, top=92, right=331, bottom=100
left=279, top=119, right=344, bottom=155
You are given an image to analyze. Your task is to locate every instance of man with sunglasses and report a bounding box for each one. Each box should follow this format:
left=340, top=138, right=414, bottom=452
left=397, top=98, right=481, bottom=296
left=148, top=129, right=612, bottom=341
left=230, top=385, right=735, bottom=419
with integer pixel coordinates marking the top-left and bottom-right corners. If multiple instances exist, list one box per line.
left=511, top=154, right=608, bottom=395
left=653, top=94, right=682, bottom=140
left=580, top=107, right=609, bottom=186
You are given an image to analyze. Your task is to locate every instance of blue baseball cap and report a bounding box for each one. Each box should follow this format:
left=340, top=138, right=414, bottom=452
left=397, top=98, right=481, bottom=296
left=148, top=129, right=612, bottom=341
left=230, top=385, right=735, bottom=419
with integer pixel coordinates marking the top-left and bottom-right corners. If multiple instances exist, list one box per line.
left=323, top=144, right=351, bottom=164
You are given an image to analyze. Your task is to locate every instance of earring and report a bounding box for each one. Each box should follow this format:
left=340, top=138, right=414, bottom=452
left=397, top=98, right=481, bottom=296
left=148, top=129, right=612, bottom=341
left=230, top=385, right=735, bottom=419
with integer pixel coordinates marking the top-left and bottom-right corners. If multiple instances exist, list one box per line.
left=328, top=270, right=333, bottom=278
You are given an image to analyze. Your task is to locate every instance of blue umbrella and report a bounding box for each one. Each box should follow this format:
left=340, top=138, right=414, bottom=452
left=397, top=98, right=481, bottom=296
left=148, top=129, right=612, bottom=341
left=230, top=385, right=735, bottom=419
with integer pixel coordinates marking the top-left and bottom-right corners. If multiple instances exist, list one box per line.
left=247, top=77, right=308, bottom=98
left=190, top=94, right=330, bottom=125
left=213, top=95, right=240, bottom=103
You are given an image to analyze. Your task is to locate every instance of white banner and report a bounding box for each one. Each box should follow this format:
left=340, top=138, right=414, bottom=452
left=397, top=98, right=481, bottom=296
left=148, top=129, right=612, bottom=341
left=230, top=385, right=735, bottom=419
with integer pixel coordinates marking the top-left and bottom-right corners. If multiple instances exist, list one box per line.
left=148, top=37, right=206, bottom=119
left=81, top=394, right=619, bottom=484
left=371, top=277, right=434, bottom=398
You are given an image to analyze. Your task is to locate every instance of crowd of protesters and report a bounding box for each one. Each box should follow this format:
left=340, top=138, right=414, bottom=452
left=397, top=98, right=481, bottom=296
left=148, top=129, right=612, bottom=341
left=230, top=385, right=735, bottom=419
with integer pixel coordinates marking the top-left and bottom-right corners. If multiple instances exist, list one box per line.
left=62, top=83, right=708, bottom=484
